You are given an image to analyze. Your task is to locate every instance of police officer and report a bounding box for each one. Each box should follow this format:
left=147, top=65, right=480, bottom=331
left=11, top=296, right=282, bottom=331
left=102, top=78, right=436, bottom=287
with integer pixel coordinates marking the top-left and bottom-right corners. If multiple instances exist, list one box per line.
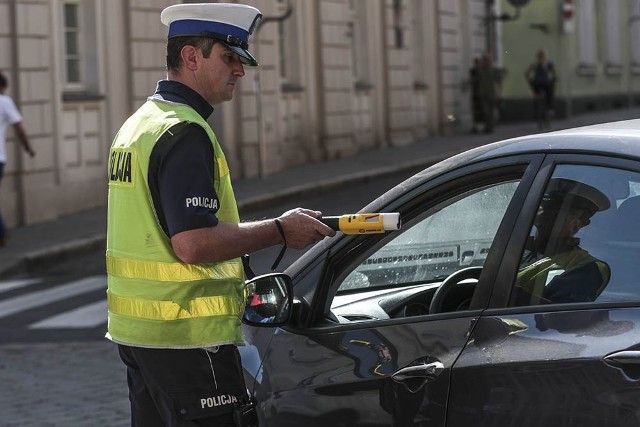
left=106, top=3, right=335, bottom=426
left=514, top=178, right=611, bottom=305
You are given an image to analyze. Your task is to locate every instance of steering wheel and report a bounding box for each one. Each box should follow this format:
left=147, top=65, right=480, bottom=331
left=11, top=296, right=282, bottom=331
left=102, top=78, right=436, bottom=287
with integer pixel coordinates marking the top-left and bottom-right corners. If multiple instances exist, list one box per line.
left=429, top=266, right=483, bottom=315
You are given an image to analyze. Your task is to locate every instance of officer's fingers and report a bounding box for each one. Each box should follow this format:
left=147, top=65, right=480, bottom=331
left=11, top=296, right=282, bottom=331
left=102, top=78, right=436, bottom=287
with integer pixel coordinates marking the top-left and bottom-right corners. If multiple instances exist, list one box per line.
left=297, top=208, right=323, bottom=219
left=316, top=221, right=336, bottom=237
left=280, top=208, right=322, bottom=220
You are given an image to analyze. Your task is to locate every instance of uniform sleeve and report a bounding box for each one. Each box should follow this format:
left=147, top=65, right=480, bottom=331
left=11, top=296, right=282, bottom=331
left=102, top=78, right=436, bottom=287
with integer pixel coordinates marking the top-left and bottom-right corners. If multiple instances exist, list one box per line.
left=543, top=262, right=604, bottom=303
left=149, top=123, right=220, bottom=238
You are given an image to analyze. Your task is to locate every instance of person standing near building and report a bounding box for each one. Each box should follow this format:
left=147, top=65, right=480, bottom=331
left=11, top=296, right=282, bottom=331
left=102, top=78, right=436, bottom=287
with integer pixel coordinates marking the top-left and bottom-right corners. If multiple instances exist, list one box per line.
left=476, top=53, right=502, bottom=133
left=468, top=57, right=484, bottom=134
left=0, top=71, right=35, bottom=247
left=525, top=49, right=556, bottom=117
left=106, top=3, right=335, bottom=426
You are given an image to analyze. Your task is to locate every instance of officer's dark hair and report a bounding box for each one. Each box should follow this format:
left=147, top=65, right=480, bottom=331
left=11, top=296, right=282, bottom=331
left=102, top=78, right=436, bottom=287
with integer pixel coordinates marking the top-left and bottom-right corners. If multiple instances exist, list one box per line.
left=166, top=37, right=217, bottom=71
left=0, top=72, right=7, bottom=89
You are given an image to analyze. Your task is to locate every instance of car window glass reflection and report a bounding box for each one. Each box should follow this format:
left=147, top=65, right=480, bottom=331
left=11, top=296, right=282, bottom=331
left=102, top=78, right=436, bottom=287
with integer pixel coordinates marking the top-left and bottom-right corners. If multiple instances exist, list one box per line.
left=510, top=164, right=640, bottom=306
left=330, top=180, right=519, bottom=321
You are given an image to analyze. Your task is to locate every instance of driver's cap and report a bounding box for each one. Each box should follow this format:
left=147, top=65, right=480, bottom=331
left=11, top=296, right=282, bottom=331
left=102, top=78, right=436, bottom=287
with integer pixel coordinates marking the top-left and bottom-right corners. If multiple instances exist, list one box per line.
left=161, top=3, right=262, bottom=66
left=546, top=178, right=610, bottom=214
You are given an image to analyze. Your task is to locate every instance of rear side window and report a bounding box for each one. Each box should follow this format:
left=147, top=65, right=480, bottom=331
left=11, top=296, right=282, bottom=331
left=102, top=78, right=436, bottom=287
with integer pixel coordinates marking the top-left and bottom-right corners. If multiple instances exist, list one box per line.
left=510, top=164, right=640, bottom=306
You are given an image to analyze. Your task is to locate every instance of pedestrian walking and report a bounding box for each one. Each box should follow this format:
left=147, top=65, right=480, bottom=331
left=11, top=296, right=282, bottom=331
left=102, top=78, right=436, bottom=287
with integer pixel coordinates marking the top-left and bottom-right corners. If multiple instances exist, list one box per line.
left=0, top=71, right=35, bottom=247
left=105, top=3, right=335, bottom=426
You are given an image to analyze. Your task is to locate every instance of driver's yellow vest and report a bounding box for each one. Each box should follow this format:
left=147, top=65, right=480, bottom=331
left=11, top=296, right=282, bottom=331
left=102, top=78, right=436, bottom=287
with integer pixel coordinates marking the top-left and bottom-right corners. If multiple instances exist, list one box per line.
left=106, top=99, right=245, bottom=348
left=516, top=248, right=610, bottom=300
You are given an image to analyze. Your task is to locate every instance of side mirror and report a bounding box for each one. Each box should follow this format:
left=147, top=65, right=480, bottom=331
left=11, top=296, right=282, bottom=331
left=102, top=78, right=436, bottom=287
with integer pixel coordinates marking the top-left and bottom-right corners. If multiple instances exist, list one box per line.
left=243, top=273, right=293, bottom=327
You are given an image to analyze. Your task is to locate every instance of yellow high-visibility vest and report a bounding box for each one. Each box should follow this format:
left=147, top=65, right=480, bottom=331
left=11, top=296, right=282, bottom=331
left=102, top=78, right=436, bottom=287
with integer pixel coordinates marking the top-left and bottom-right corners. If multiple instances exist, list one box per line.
left=106, top=99, right=244, bottom=348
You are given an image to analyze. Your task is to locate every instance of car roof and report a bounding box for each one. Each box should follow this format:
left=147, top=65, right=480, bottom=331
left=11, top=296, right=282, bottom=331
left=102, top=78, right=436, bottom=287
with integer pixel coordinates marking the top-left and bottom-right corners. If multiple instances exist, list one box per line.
left=428, top=118, right=640, bottom=177
left=364, top=118, right=640, bottom=210
left=477, top=118, right=640, bottom=159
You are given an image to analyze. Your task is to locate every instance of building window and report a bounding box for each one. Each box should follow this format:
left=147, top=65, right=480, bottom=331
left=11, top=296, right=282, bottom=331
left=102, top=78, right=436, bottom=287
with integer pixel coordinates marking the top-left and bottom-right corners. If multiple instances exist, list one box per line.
left=60, top=0, right=100, bottom=97
left=411, top=0, right=427, bottom=89
left=277, top=2, right=301, bottom=91
left=577, top=0, right=597, bottom=75
left=392, top=0, right=405, bottom=48
left=629, top=0, right=640, bottom=72
left=349, top=0, right=371, bottom=88
left=603, top=0, right=622, bottom=74
left=63, top=1, right=82, bottom=85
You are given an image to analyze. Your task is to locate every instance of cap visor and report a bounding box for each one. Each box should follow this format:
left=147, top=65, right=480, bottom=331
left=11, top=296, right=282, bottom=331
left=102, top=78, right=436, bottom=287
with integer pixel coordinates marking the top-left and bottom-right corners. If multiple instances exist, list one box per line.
left=221, top=42, right=259, bottom=66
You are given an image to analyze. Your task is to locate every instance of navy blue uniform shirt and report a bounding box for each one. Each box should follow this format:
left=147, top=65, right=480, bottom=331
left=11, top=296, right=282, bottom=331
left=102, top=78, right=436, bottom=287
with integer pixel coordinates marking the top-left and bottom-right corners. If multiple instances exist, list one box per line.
left=148, top=80, right=220, bottom=238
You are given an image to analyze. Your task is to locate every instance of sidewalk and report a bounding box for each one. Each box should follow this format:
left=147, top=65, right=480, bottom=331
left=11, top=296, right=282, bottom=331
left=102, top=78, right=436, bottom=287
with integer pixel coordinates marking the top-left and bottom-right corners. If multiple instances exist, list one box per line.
left=2, top=107, right=640, bottom=279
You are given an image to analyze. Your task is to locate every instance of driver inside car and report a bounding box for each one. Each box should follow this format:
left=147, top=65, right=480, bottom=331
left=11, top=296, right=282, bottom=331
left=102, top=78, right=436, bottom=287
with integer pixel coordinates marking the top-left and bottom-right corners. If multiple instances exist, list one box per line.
left=512, top=178, right=611, bottom=305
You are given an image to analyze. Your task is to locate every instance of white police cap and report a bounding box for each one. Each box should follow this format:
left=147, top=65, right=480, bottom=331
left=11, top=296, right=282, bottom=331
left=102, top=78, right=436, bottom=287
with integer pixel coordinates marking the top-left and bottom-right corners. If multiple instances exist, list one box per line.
left=546, top=178, right=611, bottom=213
left=161, top=3, right=262, bottom=67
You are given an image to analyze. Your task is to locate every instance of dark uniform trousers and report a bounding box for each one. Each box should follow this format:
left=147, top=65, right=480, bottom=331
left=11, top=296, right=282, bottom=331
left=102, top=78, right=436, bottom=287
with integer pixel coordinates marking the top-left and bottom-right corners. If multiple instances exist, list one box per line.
left=118, top=344, right=247, bottom=427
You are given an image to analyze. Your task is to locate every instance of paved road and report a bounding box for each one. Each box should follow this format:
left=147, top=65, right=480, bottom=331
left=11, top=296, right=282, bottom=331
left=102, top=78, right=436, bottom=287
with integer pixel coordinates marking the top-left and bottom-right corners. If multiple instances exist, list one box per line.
left=0, top=272, right=128, bottom=426
left=0, top=341, right=129, bottom=427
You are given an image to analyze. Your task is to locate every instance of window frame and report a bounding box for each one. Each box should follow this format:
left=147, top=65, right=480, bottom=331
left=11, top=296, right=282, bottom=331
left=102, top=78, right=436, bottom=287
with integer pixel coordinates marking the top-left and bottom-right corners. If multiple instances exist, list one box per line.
left=490, top=154, right=640, bottom=314
left=59, top=0, right=102, bottom=98
left=349, top=0, right=372, bottom=88
left=296, top=156, right=543, bottom=329
left=61, top=0, right=84, bottom=90
left=576, top=0, right=597, bottom=76
left=277, top=2, right=302, bottom=91
left=603, top=0, right=622, bottom=75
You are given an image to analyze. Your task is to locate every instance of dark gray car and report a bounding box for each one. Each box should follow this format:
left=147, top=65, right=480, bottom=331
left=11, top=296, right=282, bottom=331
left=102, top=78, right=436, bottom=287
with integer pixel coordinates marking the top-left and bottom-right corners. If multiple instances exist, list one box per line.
left=240, top=119, right=640, bottom=426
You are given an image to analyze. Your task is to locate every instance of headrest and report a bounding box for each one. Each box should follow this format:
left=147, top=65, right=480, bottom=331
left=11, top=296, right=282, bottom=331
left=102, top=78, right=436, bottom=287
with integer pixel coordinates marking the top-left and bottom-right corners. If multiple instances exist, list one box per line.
left=161, top=3, right=262, bottom=66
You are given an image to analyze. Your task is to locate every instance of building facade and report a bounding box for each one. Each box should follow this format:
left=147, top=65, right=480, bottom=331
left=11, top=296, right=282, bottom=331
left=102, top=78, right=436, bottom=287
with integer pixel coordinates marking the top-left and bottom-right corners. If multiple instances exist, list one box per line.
left=0, top=0, right=491, bottom=229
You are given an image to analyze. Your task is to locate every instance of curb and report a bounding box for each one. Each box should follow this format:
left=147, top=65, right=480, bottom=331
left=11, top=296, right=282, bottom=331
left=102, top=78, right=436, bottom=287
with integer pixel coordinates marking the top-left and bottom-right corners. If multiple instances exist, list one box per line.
left=0, top=235, right=106, bottom=279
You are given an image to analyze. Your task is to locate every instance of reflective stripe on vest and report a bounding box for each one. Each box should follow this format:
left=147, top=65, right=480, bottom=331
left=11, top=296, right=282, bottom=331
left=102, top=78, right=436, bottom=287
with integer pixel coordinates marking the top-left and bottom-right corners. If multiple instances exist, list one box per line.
left=107, top=291, right=242, bottom=320
left=106, top=255, right=243, bottom=282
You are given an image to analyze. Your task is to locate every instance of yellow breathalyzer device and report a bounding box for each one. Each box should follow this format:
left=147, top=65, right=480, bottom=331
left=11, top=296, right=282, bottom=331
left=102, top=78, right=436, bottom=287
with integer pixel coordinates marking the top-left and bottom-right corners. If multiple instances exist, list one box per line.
left=320, top=213, right=401, bottom=234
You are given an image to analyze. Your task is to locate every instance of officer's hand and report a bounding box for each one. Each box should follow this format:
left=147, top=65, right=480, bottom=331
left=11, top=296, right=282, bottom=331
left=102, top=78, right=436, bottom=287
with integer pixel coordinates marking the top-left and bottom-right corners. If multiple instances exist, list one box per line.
left=277, top=208, right=336, bottom=249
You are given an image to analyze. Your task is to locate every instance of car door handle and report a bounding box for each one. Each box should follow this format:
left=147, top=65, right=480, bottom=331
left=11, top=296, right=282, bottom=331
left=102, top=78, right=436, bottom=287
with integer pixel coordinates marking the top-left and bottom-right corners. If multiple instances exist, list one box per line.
left=391, top=361, right=444, bottom=382
left=603, top=350, right=640, bottom=366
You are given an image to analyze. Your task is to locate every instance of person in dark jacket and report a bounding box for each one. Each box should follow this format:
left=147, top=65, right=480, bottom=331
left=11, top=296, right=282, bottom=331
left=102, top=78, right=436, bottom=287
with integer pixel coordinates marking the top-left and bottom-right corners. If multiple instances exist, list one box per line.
left=525, top=50, right=557, bottom=116
left=513, top=178, right=611, bottom=305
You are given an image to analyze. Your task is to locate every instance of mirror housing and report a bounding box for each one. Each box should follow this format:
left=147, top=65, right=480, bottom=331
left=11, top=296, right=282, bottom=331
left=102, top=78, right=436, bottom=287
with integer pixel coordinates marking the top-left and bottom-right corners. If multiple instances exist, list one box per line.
left=242, top=273, right=293, bottom=327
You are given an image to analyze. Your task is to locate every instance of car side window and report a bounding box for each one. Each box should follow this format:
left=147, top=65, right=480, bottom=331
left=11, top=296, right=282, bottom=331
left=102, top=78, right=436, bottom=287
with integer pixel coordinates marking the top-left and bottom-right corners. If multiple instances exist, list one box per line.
left=329, top=180, right=519, bottom=321
left=509, top=164, right=640, bottom=306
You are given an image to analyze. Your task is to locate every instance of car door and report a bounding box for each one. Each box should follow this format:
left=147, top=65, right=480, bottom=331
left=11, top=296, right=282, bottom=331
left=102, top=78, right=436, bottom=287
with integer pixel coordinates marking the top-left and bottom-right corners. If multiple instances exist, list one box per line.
left=248, top=156, right=543, bottom=426
left=448, top=155, right=640, bottom=426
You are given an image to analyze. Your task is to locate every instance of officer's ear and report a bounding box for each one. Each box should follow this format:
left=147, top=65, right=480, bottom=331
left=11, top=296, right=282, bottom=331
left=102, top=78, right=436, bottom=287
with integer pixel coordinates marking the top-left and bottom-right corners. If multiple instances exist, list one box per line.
left=181, top=45, right=199, bottom=70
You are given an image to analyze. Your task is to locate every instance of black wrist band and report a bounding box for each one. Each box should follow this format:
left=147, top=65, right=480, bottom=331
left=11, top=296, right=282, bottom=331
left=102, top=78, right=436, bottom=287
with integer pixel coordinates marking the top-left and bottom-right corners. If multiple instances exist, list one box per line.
left=274, top=218, right=287, bottom=245
left=271, top=219, right=287, bottom=271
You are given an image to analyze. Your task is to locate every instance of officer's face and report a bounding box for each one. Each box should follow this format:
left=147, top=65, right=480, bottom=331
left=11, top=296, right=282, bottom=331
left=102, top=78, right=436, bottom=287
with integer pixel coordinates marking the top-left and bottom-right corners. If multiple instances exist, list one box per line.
left=196, top=43, right=245, bottom=105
